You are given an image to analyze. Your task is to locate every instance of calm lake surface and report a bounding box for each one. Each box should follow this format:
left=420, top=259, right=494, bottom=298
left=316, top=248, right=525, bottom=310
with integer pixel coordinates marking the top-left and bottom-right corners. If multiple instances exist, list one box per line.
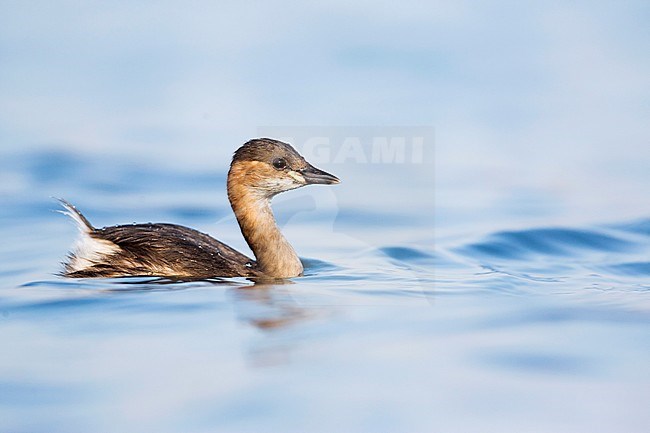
left=2, top=1, right=650, bottom=432
left=1, top=147, right=649, bottom=433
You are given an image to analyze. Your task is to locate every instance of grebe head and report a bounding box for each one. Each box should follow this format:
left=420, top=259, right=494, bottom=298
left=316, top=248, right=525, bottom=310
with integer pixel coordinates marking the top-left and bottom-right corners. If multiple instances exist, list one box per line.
left=229, top=138, right=340, bottom=197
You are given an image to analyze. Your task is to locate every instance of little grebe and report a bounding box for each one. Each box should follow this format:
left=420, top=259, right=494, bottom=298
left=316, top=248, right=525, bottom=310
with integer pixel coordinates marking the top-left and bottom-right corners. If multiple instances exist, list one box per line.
left=60, top=138, right=339, bottom=279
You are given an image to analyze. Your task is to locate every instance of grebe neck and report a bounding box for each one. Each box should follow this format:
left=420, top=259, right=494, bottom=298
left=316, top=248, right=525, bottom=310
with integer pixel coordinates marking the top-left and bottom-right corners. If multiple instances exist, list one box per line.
left=227, top=173, right=303, bottom=278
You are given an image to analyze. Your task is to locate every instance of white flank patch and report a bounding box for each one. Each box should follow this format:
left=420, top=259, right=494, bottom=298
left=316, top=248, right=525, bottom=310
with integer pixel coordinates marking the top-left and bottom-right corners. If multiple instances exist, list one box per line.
left=66, top=232, right=121, bottom=273
left=58, top=200, right=122, bottom=273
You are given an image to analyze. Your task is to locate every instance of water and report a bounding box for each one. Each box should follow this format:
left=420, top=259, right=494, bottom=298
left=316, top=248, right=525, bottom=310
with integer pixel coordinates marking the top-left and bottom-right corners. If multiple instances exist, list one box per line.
left=1, top=148, right=649, bottom=433
left=2, top=1, right=650, bottom=432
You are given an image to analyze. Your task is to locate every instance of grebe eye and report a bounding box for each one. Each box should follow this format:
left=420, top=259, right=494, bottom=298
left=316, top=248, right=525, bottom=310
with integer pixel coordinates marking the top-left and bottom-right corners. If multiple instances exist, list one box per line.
left=272, top=158, right=287, bottom=170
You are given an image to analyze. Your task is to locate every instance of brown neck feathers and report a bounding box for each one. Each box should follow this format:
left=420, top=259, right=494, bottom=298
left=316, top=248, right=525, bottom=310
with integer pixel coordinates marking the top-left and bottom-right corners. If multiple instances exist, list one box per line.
left=227, top=161, right=303, bottom=278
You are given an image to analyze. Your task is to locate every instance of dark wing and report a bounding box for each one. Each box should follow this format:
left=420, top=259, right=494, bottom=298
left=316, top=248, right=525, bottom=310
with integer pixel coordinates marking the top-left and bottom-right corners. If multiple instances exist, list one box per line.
left=70, top=223, right=260, bottom=279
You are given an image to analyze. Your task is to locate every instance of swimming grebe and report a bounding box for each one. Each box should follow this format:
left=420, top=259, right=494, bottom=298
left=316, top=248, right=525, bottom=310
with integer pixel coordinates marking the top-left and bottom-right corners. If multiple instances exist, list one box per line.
left=60, top=138, right=339, bottom=279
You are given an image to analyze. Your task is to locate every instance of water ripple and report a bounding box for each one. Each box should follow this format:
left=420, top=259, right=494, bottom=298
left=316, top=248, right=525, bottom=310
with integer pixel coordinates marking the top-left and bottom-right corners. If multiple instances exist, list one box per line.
left=378, top=246, right=436, bottom=262
left=457, top=227, right=634, bottom=260
left=604, top=262, right=650, bottom=277
left=610, top=218, right=650, bottom=237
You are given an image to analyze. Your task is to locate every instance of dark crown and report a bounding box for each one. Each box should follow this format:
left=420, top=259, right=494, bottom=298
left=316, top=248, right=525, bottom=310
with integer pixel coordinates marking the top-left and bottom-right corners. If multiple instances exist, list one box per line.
left=232, top=138, right=305, bottom=168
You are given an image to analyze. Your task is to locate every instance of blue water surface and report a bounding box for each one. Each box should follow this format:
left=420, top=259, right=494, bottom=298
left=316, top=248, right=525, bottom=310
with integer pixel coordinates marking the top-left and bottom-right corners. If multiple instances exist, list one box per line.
left=0, top=148, right=649, bottom=433
left=2, top=1, right=650, bottom=432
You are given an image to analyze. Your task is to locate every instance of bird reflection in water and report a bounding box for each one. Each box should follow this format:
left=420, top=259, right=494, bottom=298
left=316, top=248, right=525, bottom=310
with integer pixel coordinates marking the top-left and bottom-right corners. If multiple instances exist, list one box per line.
left=100, top=276, right=322, bottom=366
left=230, top=280, right=313, bottom=329
left=228, top=279, right=325, bottom=367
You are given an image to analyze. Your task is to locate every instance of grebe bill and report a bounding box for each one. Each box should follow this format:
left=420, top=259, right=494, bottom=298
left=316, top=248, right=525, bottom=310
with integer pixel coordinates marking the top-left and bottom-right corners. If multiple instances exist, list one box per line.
left=59, top=138, right=339, bottom=279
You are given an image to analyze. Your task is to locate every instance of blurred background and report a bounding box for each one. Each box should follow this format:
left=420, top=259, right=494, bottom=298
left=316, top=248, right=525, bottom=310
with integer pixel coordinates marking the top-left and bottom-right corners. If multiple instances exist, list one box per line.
left=1, top=1, right=649, bottom=433
left=2, top=0, right=648, bottom=226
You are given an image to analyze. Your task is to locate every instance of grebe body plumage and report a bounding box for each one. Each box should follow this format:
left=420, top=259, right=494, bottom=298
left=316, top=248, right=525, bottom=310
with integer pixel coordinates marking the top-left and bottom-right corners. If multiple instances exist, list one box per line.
left=60, top=138, right=339, bottom=279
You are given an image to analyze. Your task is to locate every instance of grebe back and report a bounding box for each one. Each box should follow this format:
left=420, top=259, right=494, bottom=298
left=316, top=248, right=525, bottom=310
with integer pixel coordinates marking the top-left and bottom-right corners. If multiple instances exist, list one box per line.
left=60, top=138, right=339, bottom=279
